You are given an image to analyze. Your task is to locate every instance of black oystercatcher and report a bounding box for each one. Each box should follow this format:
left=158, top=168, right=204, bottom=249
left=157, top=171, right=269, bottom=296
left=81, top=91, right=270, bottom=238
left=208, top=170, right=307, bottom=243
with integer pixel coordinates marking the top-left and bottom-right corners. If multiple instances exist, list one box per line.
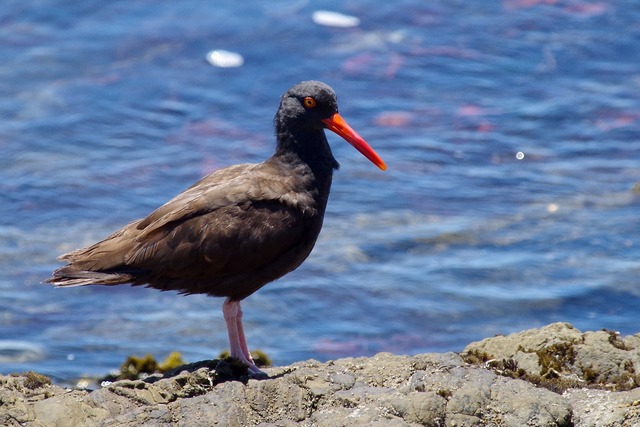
left=47, top=81, right=386, bottom=375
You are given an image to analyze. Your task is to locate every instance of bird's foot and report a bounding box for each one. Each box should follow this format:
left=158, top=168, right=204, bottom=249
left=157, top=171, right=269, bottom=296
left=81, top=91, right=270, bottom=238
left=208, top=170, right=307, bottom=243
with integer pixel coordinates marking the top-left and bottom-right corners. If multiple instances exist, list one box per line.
left=230, top=353, right=268, bottom=378
left=247, top=363, right=268, bottom=379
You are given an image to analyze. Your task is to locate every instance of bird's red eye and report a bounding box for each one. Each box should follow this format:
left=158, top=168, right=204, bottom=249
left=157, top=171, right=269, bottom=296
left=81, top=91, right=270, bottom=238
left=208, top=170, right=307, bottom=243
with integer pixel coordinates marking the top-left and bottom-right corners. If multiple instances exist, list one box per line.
left=303, top=97, right=317, bottom=108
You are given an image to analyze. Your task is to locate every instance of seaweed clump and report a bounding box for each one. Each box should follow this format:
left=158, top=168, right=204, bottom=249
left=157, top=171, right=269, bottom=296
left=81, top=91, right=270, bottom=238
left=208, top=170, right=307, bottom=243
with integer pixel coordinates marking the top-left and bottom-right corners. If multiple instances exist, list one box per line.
left=103, top=351, right=186, bottom=382
left=102, top=349, right=272, bottom=384
left=21, top=371, right=53, bottom=390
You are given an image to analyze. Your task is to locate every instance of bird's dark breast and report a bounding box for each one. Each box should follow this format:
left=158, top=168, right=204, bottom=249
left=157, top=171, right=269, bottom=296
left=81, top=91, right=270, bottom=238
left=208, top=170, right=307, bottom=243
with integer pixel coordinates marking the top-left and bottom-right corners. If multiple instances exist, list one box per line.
left=135, top=196, right=325, bottom=300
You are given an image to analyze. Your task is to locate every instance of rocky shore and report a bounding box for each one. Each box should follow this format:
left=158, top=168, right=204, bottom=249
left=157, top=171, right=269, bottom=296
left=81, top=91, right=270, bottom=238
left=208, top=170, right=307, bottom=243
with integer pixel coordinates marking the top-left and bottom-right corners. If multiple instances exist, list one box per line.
left=2, top=323, right=640, bottom=426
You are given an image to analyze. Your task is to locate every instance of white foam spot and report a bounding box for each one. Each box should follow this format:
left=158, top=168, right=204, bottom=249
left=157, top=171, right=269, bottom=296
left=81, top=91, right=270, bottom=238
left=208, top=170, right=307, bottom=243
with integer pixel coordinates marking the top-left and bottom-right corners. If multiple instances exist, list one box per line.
left=312, top=10, right=360, bottom=28
left=205, top=50, right=244, bottom=68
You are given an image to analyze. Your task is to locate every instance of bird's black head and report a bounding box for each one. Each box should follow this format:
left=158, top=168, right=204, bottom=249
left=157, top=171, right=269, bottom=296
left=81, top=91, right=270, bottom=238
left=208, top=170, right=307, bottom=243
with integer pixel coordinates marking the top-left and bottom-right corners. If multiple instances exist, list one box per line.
left=276, top=81, right=339, bottom=132
left=273, top=81, right=387, bottom=172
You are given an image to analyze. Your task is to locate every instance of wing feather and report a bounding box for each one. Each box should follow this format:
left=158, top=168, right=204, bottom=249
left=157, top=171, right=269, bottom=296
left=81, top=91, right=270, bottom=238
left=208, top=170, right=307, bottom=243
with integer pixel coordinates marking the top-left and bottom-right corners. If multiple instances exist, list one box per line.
left=51, top=160, right=319, bottom=292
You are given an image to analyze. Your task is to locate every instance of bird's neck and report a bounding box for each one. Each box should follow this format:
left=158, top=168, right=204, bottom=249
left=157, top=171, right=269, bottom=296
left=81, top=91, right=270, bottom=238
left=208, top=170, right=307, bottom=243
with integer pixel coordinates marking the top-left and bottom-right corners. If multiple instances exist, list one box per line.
left=268, top=127, right=338, bottom=216
left=273, top=126, right=339, bottom=183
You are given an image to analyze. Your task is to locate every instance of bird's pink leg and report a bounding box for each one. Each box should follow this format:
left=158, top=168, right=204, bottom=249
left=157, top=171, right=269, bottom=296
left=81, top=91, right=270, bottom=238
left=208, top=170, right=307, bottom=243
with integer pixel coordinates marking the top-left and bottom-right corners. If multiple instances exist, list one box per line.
left=222, top=298, right=266, bottom=376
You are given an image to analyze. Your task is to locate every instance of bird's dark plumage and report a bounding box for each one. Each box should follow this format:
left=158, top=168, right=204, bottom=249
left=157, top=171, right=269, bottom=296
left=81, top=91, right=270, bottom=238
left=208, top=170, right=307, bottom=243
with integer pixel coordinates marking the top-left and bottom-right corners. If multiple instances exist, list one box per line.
left=47, top=80, right=386, bottom=375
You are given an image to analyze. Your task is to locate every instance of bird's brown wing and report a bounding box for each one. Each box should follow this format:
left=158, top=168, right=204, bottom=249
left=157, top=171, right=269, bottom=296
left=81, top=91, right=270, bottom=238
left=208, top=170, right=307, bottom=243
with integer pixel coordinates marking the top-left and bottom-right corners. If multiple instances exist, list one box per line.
left=56, top=164, right=253, bottom=271
left=128, top=199, right=308, bottom=278
left=53, top=162, right=318, bottom=292
left=132, top=164, right=256, bottom=236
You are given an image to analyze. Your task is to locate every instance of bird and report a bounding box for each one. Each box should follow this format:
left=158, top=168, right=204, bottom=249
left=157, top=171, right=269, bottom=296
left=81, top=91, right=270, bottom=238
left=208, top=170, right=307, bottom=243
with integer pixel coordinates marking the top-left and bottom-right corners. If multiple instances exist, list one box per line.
left=46, top=80, right=386, bottom=376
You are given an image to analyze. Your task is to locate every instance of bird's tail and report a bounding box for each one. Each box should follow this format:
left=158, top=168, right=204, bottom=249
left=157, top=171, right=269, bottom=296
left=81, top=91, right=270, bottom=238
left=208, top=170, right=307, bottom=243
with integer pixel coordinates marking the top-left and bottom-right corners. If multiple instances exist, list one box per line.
left=46, top=266, right=134, bottom=287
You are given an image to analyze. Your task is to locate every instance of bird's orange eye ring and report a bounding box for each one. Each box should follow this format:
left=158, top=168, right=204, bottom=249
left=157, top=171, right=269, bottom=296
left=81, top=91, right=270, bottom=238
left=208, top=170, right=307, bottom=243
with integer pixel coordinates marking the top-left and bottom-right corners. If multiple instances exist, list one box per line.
left=303, top=97, right=317, bottom=108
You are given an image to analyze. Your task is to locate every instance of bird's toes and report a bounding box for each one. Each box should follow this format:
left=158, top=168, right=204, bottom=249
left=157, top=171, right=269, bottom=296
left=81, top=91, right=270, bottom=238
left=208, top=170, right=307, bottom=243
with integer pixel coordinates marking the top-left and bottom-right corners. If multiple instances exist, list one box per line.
left=247, top=364, right=269, bottom=378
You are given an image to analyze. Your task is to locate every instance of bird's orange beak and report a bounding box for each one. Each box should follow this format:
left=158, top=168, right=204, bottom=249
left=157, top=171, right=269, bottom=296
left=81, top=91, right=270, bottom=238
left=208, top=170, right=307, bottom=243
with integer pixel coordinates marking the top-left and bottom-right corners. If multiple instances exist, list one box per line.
left=322, top=113, right=387, bottom=171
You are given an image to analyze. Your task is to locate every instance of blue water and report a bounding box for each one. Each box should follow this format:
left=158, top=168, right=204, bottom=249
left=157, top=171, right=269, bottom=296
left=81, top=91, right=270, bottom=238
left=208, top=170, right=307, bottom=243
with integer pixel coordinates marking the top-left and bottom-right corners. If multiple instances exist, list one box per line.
left=1, top=0, right=639, bottom=384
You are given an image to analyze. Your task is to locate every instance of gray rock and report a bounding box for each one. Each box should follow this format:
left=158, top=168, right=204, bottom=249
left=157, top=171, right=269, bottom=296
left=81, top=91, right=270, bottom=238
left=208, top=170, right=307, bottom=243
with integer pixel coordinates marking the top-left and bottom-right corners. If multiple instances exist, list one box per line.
left=563, top=388, right=640, bottom=427
left=463, top=322, right=640, bottom=390
left=2, top=323, right=640, bottom=426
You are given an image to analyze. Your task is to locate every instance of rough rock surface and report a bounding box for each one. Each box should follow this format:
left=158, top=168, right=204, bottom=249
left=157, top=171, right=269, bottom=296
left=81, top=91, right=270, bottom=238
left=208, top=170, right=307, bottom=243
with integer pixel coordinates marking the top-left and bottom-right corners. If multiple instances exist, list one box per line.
left=2, top=323, right=639, bottom=426
left=463, top=322, right=640, bottom=391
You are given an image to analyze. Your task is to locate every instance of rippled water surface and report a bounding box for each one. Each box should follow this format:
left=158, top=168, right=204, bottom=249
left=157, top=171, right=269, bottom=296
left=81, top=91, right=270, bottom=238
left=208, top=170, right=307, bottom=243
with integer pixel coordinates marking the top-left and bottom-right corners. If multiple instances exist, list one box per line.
left=1, top=0, right=639, bottom=383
